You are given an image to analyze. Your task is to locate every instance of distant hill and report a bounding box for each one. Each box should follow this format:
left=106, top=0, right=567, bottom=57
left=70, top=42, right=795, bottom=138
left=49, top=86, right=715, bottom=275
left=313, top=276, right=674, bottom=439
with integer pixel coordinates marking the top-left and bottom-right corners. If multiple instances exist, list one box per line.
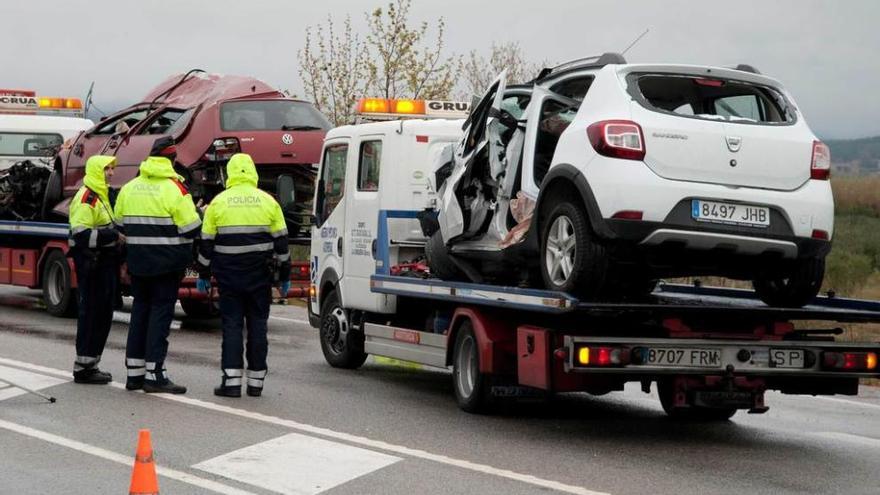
left=826, top=136, right=880, bottom=174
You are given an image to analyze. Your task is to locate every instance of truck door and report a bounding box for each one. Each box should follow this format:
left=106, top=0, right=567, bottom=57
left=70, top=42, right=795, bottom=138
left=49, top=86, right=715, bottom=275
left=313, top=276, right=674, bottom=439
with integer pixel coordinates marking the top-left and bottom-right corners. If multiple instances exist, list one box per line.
left=341, top=136, right=384, bottom=312
left=311, top=139, right=350, bottom=309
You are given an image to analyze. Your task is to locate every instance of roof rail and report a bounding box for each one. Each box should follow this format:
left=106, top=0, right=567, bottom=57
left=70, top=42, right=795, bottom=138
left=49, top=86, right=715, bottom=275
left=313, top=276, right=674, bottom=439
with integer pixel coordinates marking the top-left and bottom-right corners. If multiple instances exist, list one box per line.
left=733, top=64, right=761, bottom=74
left=534, top=52, right=627, bottom=81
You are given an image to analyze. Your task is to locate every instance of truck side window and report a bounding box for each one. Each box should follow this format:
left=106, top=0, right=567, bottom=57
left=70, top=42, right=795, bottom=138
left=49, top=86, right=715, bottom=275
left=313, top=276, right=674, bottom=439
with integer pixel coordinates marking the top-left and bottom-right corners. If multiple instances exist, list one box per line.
left=357, top=140, right=382, bottom=191
left=320, top=143, right=348, bottom=222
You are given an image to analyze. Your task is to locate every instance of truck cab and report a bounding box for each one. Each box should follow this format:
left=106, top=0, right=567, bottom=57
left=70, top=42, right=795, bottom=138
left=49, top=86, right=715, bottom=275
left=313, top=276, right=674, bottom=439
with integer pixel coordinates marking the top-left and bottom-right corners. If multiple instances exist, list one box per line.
left=309, top=99, right=469, bottom=322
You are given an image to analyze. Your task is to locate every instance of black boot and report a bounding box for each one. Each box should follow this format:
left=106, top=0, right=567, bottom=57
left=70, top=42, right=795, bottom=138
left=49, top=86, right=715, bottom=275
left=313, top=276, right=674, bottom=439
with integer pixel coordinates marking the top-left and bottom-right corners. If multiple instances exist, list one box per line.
left=246, top=385, right=262, bottom=397
left=73, top=368, right=112, bottom=385
left=126, top=377, right=144, bottom=391
left=214, top=385, right=242, bottom=397
left=143, top=379, right=187, bottom=394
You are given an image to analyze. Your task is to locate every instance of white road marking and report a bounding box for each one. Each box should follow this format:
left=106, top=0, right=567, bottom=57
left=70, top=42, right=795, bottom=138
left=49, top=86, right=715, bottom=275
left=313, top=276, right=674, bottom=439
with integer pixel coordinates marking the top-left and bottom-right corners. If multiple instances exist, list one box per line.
left=0, top=418, right=256, bottom=495
left=0, top=357, right=609, bottom=495
left=0, top=364, right=66, bottom=401
left=195, top=432, right=400, bottom=495
left=813, top=431, right=880, bottom=449
left=812, top=395, right=880, bottom=411
left=269, top=315, right=310, bottom=326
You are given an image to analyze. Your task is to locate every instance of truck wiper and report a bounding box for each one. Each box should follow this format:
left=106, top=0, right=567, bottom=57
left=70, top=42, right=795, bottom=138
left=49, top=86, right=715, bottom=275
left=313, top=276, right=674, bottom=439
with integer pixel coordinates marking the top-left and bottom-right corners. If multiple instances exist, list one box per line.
left=281, top=125, right=322, bottom=131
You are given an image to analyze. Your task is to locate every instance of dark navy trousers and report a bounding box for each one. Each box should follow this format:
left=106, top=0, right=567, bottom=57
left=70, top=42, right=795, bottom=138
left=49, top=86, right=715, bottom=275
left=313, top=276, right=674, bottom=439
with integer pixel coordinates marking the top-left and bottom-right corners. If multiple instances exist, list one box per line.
left=126, top=271, right=182, bottom=383
left=73, top=254, right=118, bottom=372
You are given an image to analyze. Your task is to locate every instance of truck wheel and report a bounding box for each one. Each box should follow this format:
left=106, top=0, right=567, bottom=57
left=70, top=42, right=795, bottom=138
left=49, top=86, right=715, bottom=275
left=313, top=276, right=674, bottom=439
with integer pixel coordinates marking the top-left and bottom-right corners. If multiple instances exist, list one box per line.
left=452, top=322, right=495, bottom=413
left=319, top=290, right=367, bottom=369
left=425, top=231, right=463, bottom=280
left=539, top=201, right=607, bottom=297
left=658, top=380, right=737, bottom=421
left=180, top=299, right=220, bottom=319
left=42, top=250, right=77, bottom=318
left=753, top=257, right=824, bottom=308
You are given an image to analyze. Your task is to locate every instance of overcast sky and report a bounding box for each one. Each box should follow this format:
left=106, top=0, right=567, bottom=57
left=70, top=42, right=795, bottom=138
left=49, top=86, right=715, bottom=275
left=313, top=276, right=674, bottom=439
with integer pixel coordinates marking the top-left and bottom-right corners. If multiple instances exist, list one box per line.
left=2, top=0, right=877, bottom=139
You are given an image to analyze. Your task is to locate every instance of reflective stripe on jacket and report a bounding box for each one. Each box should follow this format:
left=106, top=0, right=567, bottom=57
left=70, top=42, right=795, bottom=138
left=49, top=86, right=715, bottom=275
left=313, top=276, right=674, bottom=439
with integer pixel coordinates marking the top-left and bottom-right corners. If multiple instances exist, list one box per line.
left=198, top=153, right=289, bottom=287
left=114, top=156, right=201, bottom=276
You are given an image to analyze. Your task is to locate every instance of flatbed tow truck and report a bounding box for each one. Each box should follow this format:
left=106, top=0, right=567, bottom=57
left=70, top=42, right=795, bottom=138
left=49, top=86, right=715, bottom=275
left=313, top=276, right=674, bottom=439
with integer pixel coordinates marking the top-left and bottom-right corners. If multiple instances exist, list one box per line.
left=308, top=99, right=880, bottom=419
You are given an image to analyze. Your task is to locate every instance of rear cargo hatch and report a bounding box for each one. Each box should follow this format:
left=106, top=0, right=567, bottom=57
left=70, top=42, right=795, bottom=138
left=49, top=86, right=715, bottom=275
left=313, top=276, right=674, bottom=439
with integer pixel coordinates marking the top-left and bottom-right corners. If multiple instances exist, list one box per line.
left=219, top=99, right=330, bottom=165
left=626, top=71, right=811, bottom=191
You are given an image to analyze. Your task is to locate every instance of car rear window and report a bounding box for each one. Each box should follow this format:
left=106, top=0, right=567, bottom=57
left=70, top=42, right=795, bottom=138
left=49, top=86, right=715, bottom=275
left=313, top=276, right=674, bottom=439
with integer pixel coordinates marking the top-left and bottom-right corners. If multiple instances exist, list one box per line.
left=0, top=132, right=63, bottom=157
left=220, top=100, right=331, bottom=132
left=629, top=74, right=794, bottom=125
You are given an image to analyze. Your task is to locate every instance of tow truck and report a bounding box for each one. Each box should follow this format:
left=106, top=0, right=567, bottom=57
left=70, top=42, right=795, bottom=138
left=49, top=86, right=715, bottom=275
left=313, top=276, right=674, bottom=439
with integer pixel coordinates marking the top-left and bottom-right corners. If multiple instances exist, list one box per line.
left=308, top=98, right=880, bottom=419
left=0, top=89, right=310, bottom=317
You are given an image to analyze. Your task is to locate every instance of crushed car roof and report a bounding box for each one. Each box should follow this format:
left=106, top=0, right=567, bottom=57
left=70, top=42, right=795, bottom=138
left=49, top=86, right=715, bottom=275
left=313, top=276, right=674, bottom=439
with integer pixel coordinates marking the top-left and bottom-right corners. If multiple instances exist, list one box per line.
left=140, top=71, right=285, bottom=108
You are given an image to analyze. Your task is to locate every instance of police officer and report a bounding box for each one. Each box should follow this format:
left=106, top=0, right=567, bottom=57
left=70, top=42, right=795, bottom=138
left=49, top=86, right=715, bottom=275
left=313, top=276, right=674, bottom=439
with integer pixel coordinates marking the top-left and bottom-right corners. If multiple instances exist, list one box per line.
left=197, top=153, right=290, bottom=397
left=115, top=139, right=201, bottom=394
left=68, top=155, right=124, bottom=384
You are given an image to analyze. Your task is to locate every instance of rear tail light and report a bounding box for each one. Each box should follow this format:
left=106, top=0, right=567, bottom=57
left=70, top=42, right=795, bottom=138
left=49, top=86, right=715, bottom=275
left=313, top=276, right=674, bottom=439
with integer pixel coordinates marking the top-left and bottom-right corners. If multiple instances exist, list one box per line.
left=811, top=140, right=830, bottom=180
left=203, top=137, right=241, bottom=162
left=575, top=346, right=630, bottom=367
left=587, top=120, right=645, bottom=161
left=822, top=351, right=877, bottom=371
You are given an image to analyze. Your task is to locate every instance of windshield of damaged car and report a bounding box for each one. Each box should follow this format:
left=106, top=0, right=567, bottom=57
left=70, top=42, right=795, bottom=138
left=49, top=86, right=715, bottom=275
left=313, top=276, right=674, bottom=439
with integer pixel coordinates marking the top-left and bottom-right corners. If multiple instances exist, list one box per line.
left=0, top=132, right=63, bottom=157
left=632, top=74, right=793, bottom=124
left=220, top=101, right=332, bottom=132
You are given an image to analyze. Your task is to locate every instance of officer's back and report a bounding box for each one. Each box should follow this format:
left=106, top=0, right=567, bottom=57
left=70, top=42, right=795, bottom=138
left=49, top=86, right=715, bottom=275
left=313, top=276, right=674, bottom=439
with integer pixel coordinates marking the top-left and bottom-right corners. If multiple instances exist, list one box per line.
left=114, top=156, right=201, bottom=276
left=200, top=153, right=288, bottom=291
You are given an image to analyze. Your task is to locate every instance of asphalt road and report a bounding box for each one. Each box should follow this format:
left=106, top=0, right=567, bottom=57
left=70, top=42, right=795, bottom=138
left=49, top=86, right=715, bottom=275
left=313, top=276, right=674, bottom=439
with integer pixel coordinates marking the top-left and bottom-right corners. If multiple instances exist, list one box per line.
left=0, top=286, right=879, bottom=495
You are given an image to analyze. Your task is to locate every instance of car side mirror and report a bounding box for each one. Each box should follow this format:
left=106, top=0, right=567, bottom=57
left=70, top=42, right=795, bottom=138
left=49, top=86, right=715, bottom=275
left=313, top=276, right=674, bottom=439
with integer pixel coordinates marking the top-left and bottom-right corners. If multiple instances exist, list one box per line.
left=276, top=174, right=296, bottom=210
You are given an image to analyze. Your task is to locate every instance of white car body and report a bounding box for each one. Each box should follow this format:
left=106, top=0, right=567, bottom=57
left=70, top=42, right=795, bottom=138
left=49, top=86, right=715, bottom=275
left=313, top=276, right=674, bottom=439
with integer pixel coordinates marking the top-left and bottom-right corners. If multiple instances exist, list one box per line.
left=0, top=114, right=93, bottom=170
left=431, top=55, right=833, bottom=303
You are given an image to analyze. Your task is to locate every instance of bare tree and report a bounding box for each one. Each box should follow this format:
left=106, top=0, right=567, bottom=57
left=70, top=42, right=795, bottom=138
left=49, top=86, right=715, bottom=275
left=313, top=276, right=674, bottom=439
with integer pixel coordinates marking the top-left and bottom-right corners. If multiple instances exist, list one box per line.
left=461, top=41, right=544, bottom=98
left=365, top=0, right=459, bottom=100
left=297, top=16, right=373, bottom=126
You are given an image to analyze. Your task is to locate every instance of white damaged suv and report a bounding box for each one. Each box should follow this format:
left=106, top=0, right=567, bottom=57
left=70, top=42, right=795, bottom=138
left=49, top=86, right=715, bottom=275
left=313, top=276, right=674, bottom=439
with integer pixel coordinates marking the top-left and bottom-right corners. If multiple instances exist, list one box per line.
left=427, top=53, right=832, bottom=307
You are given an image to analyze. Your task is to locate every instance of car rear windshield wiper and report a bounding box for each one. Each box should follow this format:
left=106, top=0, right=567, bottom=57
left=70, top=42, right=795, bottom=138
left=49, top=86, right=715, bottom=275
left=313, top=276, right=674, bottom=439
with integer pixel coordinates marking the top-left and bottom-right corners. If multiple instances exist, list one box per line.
left=281, top=125, right=322, bottom=131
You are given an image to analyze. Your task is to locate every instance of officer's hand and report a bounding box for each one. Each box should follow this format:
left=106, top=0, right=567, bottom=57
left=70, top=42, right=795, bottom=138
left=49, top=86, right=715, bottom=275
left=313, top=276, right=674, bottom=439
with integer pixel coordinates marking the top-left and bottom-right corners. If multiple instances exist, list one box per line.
left=196, top=278, right=211, bottom=294
left=279, top=281, right=291, bottom=298
left=117, top=233, right=127, bottom=245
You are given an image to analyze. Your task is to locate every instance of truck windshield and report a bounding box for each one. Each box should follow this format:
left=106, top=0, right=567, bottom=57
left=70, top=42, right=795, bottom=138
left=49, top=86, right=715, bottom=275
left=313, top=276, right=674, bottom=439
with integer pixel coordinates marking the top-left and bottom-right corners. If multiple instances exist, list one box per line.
left=0, top=132, right=63, bottom=157
left=220, top=101, right=332, bottom=132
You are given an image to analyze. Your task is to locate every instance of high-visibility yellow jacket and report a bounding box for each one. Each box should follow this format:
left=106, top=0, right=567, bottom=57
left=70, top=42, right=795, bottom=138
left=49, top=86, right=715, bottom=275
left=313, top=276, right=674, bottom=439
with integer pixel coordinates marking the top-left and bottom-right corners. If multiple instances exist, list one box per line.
left=114, top=156, right=201, bottom=276
left=69, top=155, right=120, bottom=255
left=198, top=153, right=290, bottom=288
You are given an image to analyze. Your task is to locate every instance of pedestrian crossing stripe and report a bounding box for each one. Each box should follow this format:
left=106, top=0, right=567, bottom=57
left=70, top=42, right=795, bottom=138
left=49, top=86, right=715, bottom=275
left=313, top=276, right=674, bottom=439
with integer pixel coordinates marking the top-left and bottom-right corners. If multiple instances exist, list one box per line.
left=0, top=365, right=67, bottom=401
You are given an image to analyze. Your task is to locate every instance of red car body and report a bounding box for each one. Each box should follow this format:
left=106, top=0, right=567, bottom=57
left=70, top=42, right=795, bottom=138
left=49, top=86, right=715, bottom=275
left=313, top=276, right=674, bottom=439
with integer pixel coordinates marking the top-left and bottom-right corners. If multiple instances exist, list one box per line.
left=53, top=71, right=329, bottom=236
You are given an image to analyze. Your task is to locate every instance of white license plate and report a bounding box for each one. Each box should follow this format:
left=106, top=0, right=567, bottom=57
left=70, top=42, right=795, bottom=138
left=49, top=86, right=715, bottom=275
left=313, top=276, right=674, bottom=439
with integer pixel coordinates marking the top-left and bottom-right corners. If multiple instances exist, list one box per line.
left=644, top=347, right=721, bottom=368
left=771, top=349, right=804, bottom=368
left=692, top=200, right=769, bottom=227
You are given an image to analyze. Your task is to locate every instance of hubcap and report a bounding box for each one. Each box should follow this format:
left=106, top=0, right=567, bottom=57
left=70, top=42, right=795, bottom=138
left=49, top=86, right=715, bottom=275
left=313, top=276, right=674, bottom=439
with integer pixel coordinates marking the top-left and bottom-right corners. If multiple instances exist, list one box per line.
left=545, top=215, right=576, bottom=286
left=321, top=306, right=349, bottom=355
left=455, top=335, right=477, bottom=399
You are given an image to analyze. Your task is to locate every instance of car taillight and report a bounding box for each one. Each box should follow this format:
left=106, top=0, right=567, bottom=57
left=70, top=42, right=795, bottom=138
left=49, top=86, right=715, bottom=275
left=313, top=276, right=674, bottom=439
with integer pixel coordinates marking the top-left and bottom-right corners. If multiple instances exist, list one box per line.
left=587, top=120, right=645, bottom=161
left=822, top=351, right=877, bottom=371
left=811, top=140, right=830, bottom=180
left=575, top=346, right=630, bottom=367
left=203, top=137, right=241, bottom=162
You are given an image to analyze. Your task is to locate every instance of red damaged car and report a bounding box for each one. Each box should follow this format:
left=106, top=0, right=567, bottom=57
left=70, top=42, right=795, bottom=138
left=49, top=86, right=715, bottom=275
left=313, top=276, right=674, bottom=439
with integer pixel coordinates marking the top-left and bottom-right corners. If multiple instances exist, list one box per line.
left=50, top=69, right=330, bottom=238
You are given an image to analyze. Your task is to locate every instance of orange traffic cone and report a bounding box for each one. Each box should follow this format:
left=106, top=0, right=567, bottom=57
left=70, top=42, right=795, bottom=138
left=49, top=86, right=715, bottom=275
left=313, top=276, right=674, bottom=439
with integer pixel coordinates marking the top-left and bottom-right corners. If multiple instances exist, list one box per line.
left=129, top=429, right=159, bottom=495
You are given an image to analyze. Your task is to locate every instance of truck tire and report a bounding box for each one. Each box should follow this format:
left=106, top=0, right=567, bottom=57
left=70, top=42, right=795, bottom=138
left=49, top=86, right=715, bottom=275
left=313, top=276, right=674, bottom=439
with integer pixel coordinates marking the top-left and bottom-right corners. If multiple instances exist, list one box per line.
left=319, top=290, right=367, bottom=369
left=753, top=256, right=825, bottom=308
left=180, top=299, right=219, bottom=319
left=42, top=250, right=77, bottom=318
left=425, top=231, right=463, bottom=280
left=40, top=170, right=63, bottom=221
left=452, top=322, right=495, bottom=413
left=539, top=201, right=607, bottom=297
left=658, top=380, right=737, bottom=421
